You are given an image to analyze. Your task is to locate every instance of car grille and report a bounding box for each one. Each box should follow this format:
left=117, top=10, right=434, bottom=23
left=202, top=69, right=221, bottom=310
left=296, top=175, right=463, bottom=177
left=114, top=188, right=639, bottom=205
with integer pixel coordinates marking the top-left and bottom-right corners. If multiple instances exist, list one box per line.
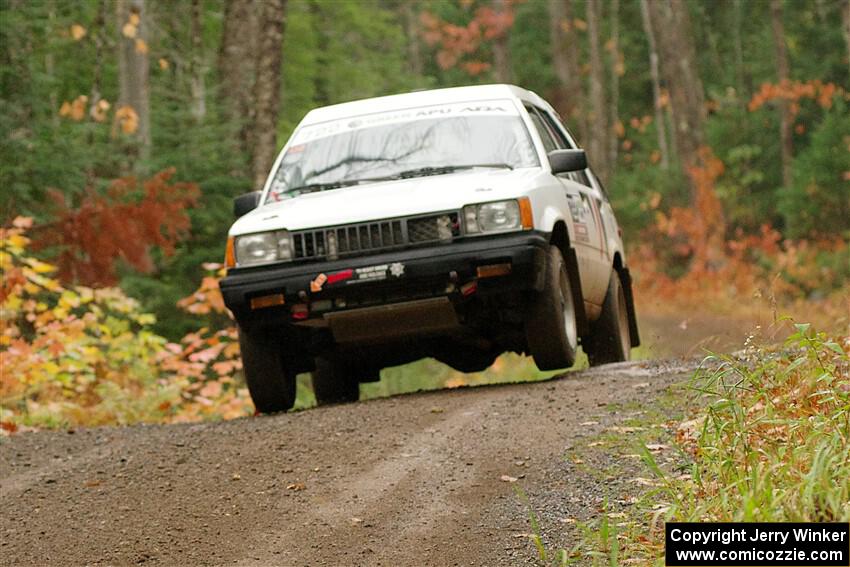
left=292, top=212, right=460, bottom=261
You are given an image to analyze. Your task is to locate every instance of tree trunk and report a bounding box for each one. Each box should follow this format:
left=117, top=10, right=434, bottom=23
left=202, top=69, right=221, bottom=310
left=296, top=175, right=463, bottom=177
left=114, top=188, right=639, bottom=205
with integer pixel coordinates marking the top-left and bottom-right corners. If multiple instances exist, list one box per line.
left=586, top=0, right=610, bottom=185
left=608, top=0, right=620, bottom=173
left=189, top=0, right=206, bottom=123
left=647, top=0, right=705, bottom=200
left=639, top=0, right=670, bottom=170
left=402, top=1, right=423, bottom=78
left=251, top=0, right=287, bottom=190
left=116, top=0, right=151, bottom=161
left=491, top=0, right=512, bottom=83
left=770, top=0, right=793, bottom=189
left=547, top=0, right=587, bottom=142
left=732, top=0, right=746, bottom=99
left=219, top=0, right=258, bottom=175
left=842, top=0, right=850, bottom=84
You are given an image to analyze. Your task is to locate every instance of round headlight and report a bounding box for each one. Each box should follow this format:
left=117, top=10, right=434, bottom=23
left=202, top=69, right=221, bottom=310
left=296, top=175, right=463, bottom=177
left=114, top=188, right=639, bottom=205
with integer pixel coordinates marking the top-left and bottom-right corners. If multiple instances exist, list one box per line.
left=477, top=201, right=521, bottom=232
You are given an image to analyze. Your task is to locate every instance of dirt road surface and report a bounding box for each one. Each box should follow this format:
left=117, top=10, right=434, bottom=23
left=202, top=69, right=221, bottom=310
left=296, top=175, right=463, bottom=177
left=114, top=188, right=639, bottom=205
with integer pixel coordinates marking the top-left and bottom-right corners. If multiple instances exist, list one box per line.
left=1, top=359, right=696, bottom=566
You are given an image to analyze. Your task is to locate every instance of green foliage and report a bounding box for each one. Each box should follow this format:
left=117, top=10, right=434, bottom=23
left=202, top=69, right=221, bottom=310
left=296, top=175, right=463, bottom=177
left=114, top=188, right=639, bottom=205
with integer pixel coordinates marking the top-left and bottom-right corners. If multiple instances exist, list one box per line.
left=778, top=102, right=850, bottom=238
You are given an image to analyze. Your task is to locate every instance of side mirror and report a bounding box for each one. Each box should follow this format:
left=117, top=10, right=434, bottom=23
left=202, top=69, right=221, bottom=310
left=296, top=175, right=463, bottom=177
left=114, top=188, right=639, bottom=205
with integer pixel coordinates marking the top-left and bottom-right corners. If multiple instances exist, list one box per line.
left=233, top=191, right=262, bottom=218
left=548, top=149, right=588, bottom=174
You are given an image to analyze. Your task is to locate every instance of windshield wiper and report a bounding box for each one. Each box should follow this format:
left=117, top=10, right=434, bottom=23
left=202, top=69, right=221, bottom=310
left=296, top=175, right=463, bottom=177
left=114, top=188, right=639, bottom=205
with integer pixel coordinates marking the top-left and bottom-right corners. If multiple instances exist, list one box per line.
left=395, top=163, right=514, bottom=179
left=285, top=164, right=514, bottom=195
left=285, top=180, right=362, bottom=195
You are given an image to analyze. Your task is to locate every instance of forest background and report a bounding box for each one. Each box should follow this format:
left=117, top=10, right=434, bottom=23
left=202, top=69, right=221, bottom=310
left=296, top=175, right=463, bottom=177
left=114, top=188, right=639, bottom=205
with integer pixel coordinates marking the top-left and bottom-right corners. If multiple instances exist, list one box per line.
left=1, top=0, right=848, bottom=428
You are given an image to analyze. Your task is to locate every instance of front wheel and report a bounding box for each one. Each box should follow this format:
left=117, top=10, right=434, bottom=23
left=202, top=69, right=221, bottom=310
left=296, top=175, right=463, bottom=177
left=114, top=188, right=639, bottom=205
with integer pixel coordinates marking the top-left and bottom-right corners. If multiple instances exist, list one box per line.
left=525, top=246, right=578, bottom=371
left=586, top=271, right=632, bottom=366
left=238, top=325, right=297, bottom=413
left=312, top=356, right=360, bottom=405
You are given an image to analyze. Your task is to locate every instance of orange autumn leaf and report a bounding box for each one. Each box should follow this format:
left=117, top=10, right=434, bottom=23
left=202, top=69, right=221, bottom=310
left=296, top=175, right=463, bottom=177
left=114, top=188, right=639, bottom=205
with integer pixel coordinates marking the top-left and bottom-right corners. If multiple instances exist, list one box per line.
left=59, top=95, right=88, bottom=121
left=114, top=105, right=139, bottom=134
left=135, top=39, right=148, bottom=54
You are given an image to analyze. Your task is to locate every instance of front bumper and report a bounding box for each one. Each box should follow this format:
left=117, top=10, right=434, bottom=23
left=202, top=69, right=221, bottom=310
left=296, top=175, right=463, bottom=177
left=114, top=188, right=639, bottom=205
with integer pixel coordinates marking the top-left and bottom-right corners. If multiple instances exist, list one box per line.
left=220, top=231, right=549, bottom=325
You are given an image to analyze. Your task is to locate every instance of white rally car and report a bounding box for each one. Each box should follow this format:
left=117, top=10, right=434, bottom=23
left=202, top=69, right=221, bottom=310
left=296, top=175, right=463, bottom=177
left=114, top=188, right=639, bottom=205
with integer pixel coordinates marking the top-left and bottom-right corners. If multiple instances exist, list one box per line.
left=220, top=84, right=639, bottom=413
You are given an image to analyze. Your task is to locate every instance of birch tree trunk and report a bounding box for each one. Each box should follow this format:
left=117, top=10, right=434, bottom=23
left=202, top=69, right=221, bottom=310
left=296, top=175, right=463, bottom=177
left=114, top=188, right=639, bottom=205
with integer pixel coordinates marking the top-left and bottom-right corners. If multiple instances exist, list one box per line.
left=639, top=0, right=670, bottom=170
left=586, top=0, right=610, bottom=185
left=116, top=0, right=151, bottom=161
left=251, top=0, right=287, bottom=189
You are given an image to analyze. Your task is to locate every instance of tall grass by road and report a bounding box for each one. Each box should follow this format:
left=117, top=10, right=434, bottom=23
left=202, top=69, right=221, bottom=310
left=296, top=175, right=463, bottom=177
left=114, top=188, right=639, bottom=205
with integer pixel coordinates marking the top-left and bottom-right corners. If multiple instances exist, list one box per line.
left=537, top=322, right=850, bottom=565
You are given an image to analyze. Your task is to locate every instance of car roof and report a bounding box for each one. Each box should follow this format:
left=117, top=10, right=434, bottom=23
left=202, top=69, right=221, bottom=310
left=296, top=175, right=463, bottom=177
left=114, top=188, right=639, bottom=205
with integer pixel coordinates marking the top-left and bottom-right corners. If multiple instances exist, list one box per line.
left=300, top=84, right=552, bottom=125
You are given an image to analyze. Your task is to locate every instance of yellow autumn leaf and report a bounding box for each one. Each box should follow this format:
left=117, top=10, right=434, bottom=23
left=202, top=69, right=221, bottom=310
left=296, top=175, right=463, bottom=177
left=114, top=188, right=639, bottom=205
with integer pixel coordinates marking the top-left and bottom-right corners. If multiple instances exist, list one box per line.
left=24, top=258, right=56, bottom=274
left=135, top=38, right=148, bottom=54
left=70, top=24, right=87, bottom=41
left=158, top=58, right=169, bottom=70
left=6, top=233, right=28, bottom=251
left=129, top=12, right=140, bottom=26
left=122, top=22, right=137, bottom=38
left=573, top=18, right=587, bottom=31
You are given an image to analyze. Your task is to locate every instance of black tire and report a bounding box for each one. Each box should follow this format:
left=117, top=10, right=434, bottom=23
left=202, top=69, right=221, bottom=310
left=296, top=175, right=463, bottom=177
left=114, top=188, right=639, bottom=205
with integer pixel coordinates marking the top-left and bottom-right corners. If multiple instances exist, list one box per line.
left=525, top=246, right=579, bottom=371
left=312, top=356, right=360, bottom=405
left=237, top=325, right=296, bottom=413
left=586, top=271, right=632, bottom=366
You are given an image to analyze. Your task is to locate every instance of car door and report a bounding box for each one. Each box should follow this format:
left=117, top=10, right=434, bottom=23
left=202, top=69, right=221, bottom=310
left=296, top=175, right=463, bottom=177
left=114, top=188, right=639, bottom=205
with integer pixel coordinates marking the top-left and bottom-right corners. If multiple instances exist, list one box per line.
left=526, top=106, right=610, bottom=308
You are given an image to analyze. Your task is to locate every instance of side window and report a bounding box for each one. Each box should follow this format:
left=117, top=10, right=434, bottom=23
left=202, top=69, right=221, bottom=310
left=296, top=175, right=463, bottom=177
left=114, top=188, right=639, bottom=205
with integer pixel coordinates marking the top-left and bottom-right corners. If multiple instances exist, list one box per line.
left=538, top=109, right=592, bottom=187
left=526, top=107, right=558, bottom=154
left=589, top=170, right=611, bottom=202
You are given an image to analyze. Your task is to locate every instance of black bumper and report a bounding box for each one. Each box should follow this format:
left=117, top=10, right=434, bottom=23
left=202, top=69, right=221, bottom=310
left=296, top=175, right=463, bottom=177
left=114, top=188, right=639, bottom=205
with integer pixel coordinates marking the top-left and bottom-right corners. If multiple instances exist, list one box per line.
left=220, top=231, right=549, bottom=325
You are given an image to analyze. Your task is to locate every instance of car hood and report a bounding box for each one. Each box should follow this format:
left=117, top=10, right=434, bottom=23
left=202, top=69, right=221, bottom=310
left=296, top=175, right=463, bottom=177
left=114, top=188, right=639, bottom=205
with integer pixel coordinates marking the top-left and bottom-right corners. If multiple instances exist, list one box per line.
left=229, top=168, right=544, bottom=235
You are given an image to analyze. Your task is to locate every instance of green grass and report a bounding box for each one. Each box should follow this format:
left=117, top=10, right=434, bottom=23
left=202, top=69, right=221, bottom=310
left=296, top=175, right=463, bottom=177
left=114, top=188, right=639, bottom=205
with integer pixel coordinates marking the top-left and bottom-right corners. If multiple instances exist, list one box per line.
left=520, top=322, right=850, bottom=565
left=292, top=351, right=583, bottom=410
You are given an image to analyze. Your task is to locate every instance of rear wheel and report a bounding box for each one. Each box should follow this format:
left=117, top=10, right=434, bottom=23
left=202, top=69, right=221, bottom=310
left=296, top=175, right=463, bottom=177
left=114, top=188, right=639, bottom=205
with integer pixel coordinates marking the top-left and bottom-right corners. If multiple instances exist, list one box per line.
left=586, top=271, right=631, bottom=366
left=525, top=246, right=578, bottom=371
left=238, top=325, right=296, bottom=413
left=312, top=356, right=360, bottom=405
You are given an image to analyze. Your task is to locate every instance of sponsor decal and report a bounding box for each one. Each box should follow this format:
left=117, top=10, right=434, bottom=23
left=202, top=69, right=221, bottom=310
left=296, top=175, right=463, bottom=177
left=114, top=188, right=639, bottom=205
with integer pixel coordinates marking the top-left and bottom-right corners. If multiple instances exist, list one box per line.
left=310, top=273, right=328, bottom=292
left=334, top=262, right=407, bottom=285
left=389, top=262, right=405, bottom=277
left=574, top=223, right=590, bottom=243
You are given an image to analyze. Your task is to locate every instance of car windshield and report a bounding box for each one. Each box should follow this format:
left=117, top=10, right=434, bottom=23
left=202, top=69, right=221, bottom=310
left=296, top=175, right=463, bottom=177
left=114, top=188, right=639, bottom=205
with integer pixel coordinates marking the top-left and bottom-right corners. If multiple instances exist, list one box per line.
left=265, top=100, right=539, bottom=202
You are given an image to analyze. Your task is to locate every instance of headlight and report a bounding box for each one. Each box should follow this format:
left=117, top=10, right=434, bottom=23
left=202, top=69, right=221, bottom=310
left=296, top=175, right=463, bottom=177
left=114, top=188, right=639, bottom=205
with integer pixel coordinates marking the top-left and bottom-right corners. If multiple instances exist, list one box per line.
left=463, top=198, right=533, bottom=234
left=234, top=230, right=292, bottom=266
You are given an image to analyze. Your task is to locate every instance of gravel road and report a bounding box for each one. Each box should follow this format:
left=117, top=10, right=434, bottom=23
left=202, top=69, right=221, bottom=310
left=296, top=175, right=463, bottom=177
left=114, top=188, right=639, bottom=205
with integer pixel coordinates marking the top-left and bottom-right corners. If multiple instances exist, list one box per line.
left=1, top=358, right=695, bottom=566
